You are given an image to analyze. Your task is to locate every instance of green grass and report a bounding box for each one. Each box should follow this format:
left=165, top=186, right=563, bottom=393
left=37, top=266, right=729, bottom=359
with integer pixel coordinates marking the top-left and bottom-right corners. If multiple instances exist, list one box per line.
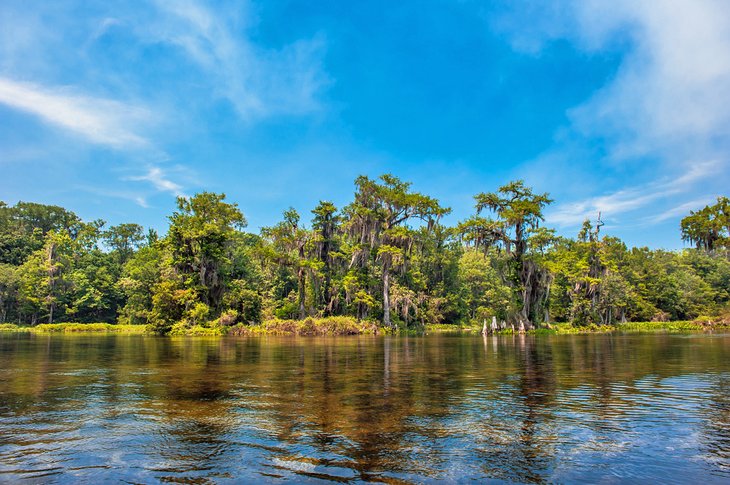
left=168, top=323, right=227, bottom=336
left=232, top=316, right=383, bottom=336
left=615, top=321, right=711, bottom=332
left=0, top=322, right=147, bottom=333
left=424, top=323, right=482, bottom=332
left=2, top=318, right=725, bottom=337
left=541, top=320, right=726, bottom=335
left=424, top=319, right=730, bottom=336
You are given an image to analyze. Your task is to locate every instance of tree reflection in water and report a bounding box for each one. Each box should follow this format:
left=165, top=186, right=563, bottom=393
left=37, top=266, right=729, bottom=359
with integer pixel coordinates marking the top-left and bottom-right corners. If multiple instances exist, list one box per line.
left=0, top=332, right=728, bottom=483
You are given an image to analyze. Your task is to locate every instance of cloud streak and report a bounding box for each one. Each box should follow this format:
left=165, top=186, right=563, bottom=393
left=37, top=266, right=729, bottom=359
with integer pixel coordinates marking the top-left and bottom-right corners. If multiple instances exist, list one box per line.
left=127, top=167, right=186, bottom=198
left=146, top=0, right=329, bottom=120
left=546, top=160, right=719, bottom=227
left=0, top=77, right=152, bottom=149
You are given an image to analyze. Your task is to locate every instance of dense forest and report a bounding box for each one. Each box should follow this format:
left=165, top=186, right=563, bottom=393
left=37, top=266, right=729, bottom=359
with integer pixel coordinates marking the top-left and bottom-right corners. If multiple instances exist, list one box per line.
left=0, top=175, right=728, bottom=334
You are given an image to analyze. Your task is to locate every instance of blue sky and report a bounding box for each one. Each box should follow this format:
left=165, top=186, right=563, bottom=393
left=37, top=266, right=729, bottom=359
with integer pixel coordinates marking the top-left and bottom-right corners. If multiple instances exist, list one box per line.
left=1, top=0, right=729, bottom=249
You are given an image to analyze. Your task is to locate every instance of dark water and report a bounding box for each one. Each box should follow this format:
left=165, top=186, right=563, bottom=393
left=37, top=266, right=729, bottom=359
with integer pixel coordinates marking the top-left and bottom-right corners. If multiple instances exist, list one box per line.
left=0, top=332, right=728, bottom=484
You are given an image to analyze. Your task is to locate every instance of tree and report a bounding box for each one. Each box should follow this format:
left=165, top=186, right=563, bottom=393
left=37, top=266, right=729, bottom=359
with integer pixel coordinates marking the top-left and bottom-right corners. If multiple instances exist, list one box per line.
left=0, top=201, right=81, bottom=265
left=261, top=208, right=312, bottom=319
left=166, top=192, right=246, bottom=312
left=681, top=197, right=729, bottom=251
left=458, top=249, right=511, bottom=323
left=345, top=174, right=449, bottom=328
left=118, top=245, right=161, bottom=324
left=460, top=180, right=553, bottom=328
left=104, top=223, right=145, bottom=264
left=0, top=263, right=19, bottom=323
left=18, top=231, right=75, bottom=324
left=311, top=201, right=341, bottom=315
left=68, top=250, right=121, bottom=322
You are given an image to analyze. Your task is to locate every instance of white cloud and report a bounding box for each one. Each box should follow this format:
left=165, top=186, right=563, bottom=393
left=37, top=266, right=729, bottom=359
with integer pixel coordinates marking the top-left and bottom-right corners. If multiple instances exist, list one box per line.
left=652, top=197, right=716, bottom=224
left=509, top=0, right=730, bottom=167
left=0, top=77, right=152, bottom=149
left=146, top=0, right=329, bottom=120
left=127, top=167, right=185, bottom=198
left=76, top=184, right=151, bottom=208
left=546, top=160, right=719, bottom=227
left=498, top=0, right=730, bottom=232
left=566, top=0, right=730, bottom=164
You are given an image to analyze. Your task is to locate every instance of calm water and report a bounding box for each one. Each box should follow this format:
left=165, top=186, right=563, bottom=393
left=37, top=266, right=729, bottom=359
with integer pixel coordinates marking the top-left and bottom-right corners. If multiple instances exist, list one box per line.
left=0, top=332, right=728, bottom=483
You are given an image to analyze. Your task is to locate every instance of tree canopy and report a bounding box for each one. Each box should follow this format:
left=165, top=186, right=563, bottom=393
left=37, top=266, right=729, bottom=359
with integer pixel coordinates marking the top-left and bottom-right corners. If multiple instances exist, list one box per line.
left=0, top=178, right=727, bottom=333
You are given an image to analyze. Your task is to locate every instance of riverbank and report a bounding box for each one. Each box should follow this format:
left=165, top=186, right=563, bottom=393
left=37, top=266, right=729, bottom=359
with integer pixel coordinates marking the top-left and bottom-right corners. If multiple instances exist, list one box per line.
left=425, top=319, right=729, bottom=335
left=1, top=317, right=727, bottom=336
left=0, top=317, right=383, bottom=336
left=0, top=323, right=147, bottom=333
left=230, top=316, right=382, bottom=336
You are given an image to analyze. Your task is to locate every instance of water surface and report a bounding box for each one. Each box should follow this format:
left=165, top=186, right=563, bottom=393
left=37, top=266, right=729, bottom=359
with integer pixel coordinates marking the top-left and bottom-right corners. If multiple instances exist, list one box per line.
left=0, top=332, right=728, bottom=483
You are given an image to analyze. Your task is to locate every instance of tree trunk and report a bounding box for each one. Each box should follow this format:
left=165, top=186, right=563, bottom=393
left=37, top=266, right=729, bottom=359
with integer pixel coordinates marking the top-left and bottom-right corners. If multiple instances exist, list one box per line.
left=298, top=267, right=306, bottom=320
left=383, top=269, right=391, bottom=328
left=47, top=242, right=55, bottom=324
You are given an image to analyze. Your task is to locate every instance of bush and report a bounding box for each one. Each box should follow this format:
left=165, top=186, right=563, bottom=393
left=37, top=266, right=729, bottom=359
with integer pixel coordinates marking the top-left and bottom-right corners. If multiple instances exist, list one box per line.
left=232, top=316, right=381, bottom=336
left=170, top=324, right=227, bottom=336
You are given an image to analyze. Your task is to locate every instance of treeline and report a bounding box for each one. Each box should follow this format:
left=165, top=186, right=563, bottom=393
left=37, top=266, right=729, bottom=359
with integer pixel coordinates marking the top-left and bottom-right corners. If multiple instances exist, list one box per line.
left=0, top=176, right=728, bottom=334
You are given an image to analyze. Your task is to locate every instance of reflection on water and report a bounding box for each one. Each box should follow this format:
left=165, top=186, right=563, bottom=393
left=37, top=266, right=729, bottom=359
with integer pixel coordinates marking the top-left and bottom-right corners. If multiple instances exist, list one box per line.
left=0, top=332, right=728, bottom=483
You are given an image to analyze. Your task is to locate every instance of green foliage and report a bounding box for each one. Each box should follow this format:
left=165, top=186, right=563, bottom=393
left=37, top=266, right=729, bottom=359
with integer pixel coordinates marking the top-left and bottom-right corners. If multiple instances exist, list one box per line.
left=0, top=180, right=727, bottom=335
left=233, top=316, right=381, bottom=336
left=1, top=322, right=146, bottom=333
left=460, top=180, right=554, bottom=328
left=681, top=197, right=729, bottom=251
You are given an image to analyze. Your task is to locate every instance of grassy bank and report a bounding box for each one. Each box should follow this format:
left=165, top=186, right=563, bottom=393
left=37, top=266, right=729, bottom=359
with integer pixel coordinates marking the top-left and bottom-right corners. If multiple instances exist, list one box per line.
left=231, top=316, right=383, bottom=336
left=0, top=318, right=381, bottom=336
left=425, top=319, right=729, bottom=335
left=1, top=317, right=726, bottom=336
left=0, top=323, right=147, bottom=334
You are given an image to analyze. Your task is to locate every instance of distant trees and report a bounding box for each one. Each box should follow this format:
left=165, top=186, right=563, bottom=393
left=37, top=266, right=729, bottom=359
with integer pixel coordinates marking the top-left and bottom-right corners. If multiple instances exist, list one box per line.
left=0, top=180, right=727, bottom=332
left=104, top=223, right=145, bottom=264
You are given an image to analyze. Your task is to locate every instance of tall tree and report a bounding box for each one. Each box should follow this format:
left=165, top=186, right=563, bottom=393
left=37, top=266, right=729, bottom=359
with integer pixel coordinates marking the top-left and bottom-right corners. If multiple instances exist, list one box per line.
left=681, top=197, right=729, bottom=251
left=18, top=231, right=75, bottom=324
left=345, top=174, right=449, bottom=328
left=311, top=201, right=341, bottom=315
left=261, top=208, right=311, bottom=319
left=0, top=263, right=19, bottom=323
left=166, top=192, right=246, bottom=312
left=460, top=180, right=553, bottom=328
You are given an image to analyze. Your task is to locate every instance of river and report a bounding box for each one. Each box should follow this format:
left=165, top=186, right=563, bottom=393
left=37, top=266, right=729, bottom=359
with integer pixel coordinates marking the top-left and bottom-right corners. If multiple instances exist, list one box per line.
left=0, top=332, right=728, bottom=483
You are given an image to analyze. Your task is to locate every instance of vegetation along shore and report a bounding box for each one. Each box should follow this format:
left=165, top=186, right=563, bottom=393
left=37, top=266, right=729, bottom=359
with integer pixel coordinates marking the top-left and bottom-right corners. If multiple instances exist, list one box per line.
left=0, top=175, right=728, bottom=336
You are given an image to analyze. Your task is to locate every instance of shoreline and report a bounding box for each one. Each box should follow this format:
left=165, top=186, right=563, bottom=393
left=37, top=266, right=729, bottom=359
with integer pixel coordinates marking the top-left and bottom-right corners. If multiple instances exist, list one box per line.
left=1, top=319, right=727, bottom=336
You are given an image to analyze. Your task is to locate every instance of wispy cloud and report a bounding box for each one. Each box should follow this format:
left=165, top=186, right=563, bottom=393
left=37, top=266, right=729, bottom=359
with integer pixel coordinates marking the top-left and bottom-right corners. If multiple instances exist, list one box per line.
left=565, top=0, right=730, bottom=165
left=76, top=184, right=150, bottom=208
left=652, top=197, right=716, bottom=224
left=497, top=0, right=730, bottom=230
left=546, top=160, right=719, bottom=227
left=126, top=167, right=185, bottom=198
left=146, top=0, right=329, bottom=120
left=0, top=77, right=152, bottom=149
left=497, top=0, right=730, bottom=158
